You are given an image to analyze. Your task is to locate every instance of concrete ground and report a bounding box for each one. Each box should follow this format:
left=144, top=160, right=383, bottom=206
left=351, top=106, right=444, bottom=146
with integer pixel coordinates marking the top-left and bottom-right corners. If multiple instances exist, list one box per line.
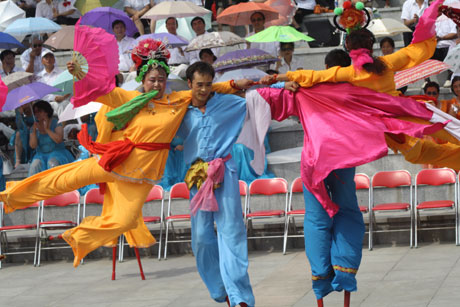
left=0, top=243, right=459, bottom=306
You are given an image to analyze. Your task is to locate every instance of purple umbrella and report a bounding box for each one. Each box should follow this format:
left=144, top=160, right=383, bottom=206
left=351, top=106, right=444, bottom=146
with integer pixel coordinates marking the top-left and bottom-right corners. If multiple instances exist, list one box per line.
left=80, top=7, right=138, bottom=38
left=213, top=48, right=279, bottom=72
left=2, top=82, right=61, bottom=112
left=134, top=33, right=189, bottom=48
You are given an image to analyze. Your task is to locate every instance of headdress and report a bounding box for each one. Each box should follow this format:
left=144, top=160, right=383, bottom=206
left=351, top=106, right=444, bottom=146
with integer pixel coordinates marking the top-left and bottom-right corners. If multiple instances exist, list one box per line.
left=131, top=39, right=171, bottom=82
left=333, top=1, right=371, bottom=34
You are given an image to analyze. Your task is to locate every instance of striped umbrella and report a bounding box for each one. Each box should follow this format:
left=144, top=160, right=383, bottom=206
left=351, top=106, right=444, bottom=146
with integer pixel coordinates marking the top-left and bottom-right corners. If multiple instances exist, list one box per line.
left=394, top=60, right=451, bottom=89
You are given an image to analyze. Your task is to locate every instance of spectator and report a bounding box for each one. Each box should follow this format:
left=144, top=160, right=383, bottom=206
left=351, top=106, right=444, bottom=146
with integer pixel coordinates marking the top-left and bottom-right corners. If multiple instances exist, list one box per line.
left=12, top=104, right=35, bottom=168
left=199, top=48, right=216, bottom=65
left=247, top=12, right=279, bottom=57
left=28, top=100, right=75, bottom=176
left=379, top=37, right=395, bottom=56
left=165, top=17, right=189, bottom=77
left=18, top=0, right=37, bottom=17
left=35, top=0, right=54, bottom=20
left=292, top=0, right=315, bottom=31
left=187, top=16, right=219, bottom=64
left=53, top=0, right=81, bottom=25
left=0, top=50, right=24, bottom=77
left=20, top=34, right=51, bottom=75
left=423, top=81, right=440, bottom=101
left=124, top=0, right=152, bottom=35
left=113, top=20, right=136, bottom=72
left=401, top=0, right=429, bottom=46
left=324, top=49, right=351, bottom=68
left=440, top=76, right=460, bottom=118
left=37, top=49, right=70, bottom=116
left=272, top=42, right=304, bottom=74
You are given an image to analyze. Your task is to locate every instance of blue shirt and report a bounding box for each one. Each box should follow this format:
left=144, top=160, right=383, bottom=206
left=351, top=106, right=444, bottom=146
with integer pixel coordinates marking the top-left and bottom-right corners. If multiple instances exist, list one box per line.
left=177, top=93, right=247, bottom=165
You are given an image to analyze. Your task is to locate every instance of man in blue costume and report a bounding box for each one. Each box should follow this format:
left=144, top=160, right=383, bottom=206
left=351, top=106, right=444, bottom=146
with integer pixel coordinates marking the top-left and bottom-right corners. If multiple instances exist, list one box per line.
left=177, top=62, right=254, bottom=307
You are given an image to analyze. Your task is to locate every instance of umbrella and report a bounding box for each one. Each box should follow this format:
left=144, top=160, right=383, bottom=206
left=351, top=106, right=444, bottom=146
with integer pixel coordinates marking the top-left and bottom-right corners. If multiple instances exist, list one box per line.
left=4, top=17, right=61, bottom=36
left=53, top=70, right=74, bottom=96
left=0, top=32, right=24, bottom=49
left=0, top=0, right=25, bottom=32
left=185, top=31, right=246, bottom=52
left=80, top=7, right=138, bottom=38
left=213, top=48, right=279, bottom=72
left=135, top=33, right=188, bottom=48
left=1, top=82, right=61, bottom=112
left=368, top=18, right=412, bottom=37
left=265, top=0, right=297, bottom=27
left=2, top=72, right=34, bottom=92
left=44, top=26, right=75, bottom=50
left=215, top=68, right=267, bottom=82
left=216, top=2, right=279, bottom=26
left=394, top=60, right=451, bottom=89
left=75, top=0, right=119, bottom=15
left=444, top=44, right=460, bottom=73
left=58, top=101, right=102, bottom=123
left=154, top=13, right=213, bottom=41
left=0, top=78, right=7, bottom=111
left=142, top=1, right=210, bottom=20
left=246, top=26, right=314, bottom=43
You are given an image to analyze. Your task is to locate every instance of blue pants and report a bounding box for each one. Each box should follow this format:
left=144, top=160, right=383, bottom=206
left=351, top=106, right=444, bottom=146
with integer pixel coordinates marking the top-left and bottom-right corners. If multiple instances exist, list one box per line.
left=190, top=160, right=255, bottom=307
left=303, top=167, right=365, bottom=299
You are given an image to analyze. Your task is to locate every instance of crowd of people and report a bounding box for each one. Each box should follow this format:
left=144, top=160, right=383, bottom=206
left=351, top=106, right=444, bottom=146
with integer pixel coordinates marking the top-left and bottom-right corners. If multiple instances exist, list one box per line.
left=1, top=0, right=460, bottom=307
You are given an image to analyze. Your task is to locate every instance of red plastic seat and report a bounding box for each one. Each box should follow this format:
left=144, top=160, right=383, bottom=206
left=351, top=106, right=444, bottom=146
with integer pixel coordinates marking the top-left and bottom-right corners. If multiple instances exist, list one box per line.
left=247, top=178, right=288, bottom=243
left=370, top=170, right=413, bottom=250
left=164, top=182, right=190, bottom=259
left=354, top=173, right=370, bottom=214
left=283, top=177, right=304, bottom=255
left=239, top=180, right=248, bottom=218
left=414, top=168, right=458, bottom=248
left=0, top=201, right=40, bottom=268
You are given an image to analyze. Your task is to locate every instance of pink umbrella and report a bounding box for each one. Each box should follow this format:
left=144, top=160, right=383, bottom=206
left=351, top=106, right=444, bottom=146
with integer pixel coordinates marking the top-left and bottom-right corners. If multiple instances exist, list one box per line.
left=394, top=60, right=451, bottom=89
left=265, top=0, right=297, bottom=27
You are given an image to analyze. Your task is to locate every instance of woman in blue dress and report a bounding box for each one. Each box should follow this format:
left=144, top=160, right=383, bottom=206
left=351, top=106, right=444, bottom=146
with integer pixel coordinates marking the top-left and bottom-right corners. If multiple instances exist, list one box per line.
left=28, top=100, right=75, bottom=176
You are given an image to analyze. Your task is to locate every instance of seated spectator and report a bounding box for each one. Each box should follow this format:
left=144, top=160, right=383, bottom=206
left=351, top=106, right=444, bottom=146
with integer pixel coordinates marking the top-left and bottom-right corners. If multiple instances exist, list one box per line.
left=440, top=76, right=460, bottom=119
left=401, top=0, right=429, bottom=46
left=11, top=103, right=35, bottom=168
left=272, top=42, right=304, bottom=74
left=36, top=49, right=70, bottom=116
left=199, top=48, right=216, bottom=65
left=324, top=48, right=351, bottom=68
left=53, top=0, right=81, bottom=25
left=165, top=17, right=189, bottom=78
left=18, top=0, right=37, bottom=17
left=292, top=0, right=315, bottom=31
left=124, top=0, right=152, bottom=35
left=20, top=35, right=51, bottom=74
left=423, top=81, right=440, bottom=101
left=0, top=50, right=24, bottom=77
left=35, top=0, right=54, bottom=20
left=28, top=100, right=75, bottom=176
left=186, top=16, right=219, bottom=64
left=379, top=36, right=395, bottom=56
left=247, top=12, right=279, bottom=57
left=112, top=20, right=136, bottom=72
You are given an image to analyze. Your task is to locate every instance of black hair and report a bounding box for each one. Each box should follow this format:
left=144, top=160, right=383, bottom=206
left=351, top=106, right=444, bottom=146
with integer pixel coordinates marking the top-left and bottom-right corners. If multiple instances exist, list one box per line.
left=250, top=12, right=265, bottom=21
left=191, top=16, right=205, bottom=27
left=423, top=81, right=440, bottom=94
left=280, top=42, right=294, bottom=50
left=325, top=49, right=351, bottom=68
left=186, top=61, right=215, bottom=82
left=199, top=48, right=217, bottom=61
left=452, top=76, right=460, bottom=96
left=0, top=50, right=15, bottom=61
left=33, top=100, right=53, bottom=118
left=266, top=69, right=279, bottom=75
left=379, top=37, right=395, bottom=49
left=112, top=19, right=126, bottom=30
left=166, top=17, right=178, bottom=27
left=136, top=58, right=169, bottom=82
left=346, top=28, right=387, bottom=75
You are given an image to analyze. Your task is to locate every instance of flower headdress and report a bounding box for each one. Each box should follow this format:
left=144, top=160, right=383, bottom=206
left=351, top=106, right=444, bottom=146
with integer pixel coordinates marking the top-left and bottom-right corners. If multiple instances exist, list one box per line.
left=131, top=39, right=171, bottom=82
left=333, top=1, right=371, bottom=34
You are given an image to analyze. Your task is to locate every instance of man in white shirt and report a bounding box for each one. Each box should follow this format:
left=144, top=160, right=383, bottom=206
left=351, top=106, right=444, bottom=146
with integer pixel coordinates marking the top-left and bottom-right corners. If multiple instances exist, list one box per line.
left=18, top=0, right=37, bottom=17
left=246, top=12, right=279, bottom=57
left=124, top=0, right=152, bottom=35
left=20, top=35, right=51, bottom=75
left=53, top=0, right=81, bottom=25
left=113, top=20, right=136, bottom=72
left=292, top=0, right=316, bottom=31
left=401, top=0, right=429, bottom=46
left=0, top=50, right=24, bottom=78
left=186, top=16, right=219, bottom=64
left=37, top=49, right=70, bottom=116
left=35, top=0, right=54, bottom=20
left=165, top=17, right=189, bottom=78
left=272, top=42, right=304, bottom=74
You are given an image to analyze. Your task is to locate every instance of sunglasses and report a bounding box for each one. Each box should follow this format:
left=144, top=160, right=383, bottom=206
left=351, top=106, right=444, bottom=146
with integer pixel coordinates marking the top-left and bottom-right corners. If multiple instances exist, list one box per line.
left=281, top=48, right=294, bottom=51
left=33, top=43, right=43, bottom=48
left=426, top=91, right=438, bottom=96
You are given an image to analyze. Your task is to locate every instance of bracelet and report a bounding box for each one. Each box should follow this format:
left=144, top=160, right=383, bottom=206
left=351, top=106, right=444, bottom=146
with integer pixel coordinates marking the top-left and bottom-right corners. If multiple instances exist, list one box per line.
left=230, top=79, right=242, bottom=91
left=272, top=74, right=278, bottom=83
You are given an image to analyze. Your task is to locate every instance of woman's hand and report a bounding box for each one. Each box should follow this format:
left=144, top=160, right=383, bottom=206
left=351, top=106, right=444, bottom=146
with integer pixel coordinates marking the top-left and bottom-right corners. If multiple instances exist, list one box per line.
left=284, top=81, right=300, bottom=92
left=235, top=78, right=255, bottom=90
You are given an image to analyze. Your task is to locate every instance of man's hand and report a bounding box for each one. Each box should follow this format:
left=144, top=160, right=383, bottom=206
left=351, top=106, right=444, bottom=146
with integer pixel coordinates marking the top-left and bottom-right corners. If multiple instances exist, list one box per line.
left=235, top=78, right=255, bottom=90
left=175, top=145, right=184, bottom=151
left=284, top=81, right=299, bottom=92
left=55, top=94, right=71, bottom=103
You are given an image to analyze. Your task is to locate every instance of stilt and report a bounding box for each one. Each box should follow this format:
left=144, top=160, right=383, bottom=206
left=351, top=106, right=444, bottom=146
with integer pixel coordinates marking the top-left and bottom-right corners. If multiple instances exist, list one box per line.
left=344, top=291, right=350, bottom=307
left=317, top=298, right=324, bottom=307
left=112, top=246, right=117, bottom=280
left=134, top=247, right=145, bottom=280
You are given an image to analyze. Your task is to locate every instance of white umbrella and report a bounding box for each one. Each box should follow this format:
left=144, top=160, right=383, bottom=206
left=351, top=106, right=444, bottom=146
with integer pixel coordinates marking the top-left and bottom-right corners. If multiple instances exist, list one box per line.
left=0, top=0, right=25, bottom=32
left=185, top=31, right=246, bottom=52
left=154, top=13, right=212, bottom=41
left=444, top=44, right=460, bottom=74
left=368, top=18, right=412, bottom=37
left=142, top=1, right=210, bottom=20
left=215, top=68, right=267, bottom=82
left=58, top=102, right=102, bottom=123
